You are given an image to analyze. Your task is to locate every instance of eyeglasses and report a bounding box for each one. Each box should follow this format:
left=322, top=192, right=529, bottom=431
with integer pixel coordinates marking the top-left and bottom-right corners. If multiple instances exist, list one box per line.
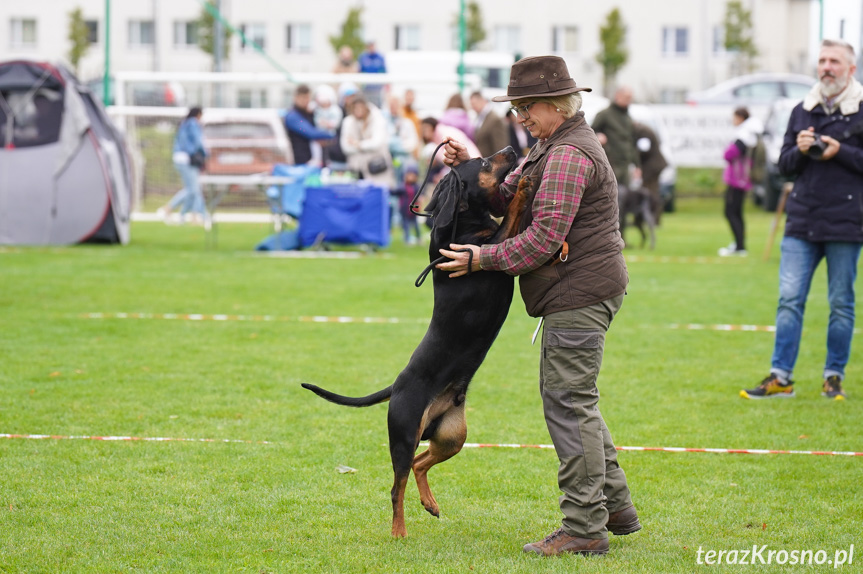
left=509, top=103, right=535, bottom=120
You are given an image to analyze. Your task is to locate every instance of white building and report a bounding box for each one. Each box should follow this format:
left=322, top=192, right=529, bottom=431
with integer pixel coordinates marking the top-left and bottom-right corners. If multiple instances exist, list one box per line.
left=2, top=0, right=861, bottom=104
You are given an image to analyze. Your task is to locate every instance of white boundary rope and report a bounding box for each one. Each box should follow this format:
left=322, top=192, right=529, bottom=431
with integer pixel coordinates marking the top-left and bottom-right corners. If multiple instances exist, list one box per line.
left=461, top=443, right=863, bottom=457
left=3, top=434, right=860, bottom=456
left=0, top=433, right=272, bottom=444
left=76, top=314, right=863, bottom=335
left=79, top=312, right=427, bottom=324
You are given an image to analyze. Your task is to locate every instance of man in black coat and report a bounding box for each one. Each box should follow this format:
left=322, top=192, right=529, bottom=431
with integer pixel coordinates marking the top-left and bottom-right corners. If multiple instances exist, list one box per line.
left=741, top=39, right=863, bottom=401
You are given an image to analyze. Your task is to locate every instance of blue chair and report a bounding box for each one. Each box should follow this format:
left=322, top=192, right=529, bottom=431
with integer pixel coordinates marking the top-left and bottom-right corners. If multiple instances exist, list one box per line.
left=266, top=164, right=321, bottom=220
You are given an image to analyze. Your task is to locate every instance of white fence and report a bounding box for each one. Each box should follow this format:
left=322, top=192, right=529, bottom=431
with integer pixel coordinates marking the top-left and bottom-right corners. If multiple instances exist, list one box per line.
left=106, top=72, right=782, bottom=212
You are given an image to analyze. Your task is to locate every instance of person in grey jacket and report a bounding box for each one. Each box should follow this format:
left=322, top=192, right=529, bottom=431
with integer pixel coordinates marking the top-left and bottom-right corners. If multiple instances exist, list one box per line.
left=741, top=39, right=863, bottom=401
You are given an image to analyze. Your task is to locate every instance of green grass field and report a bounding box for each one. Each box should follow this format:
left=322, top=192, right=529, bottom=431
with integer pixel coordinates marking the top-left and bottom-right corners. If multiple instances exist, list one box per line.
left=2, top=199, right=861, bottom=573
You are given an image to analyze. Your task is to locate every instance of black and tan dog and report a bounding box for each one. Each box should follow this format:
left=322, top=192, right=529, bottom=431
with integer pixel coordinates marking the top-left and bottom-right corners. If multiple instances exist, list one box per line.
left=303, top=146, right=528, bottom=537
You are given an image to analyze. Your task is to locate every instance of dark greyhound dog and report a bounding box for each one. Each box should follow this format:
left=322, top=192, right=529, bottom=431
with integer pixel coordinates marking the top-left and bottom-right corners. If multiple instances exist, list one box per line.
left=618, top=184, right=656, bottom=249
left=303, top=146, right=529, bottom=537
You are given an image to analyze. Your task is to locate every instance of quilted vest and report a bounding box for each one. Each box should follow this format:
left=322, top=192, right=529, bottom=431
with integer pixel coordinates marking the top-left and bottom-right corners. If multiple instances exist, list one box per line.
left=517, top=112, right=628, bottom=317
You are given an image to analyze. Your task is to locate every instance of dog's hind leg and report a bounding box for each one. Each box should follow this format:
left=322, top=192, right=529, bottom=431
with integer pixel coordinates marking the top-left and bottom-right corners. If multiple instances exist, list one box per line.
left=412, top=402, right=467, bottom=518
left=390, top=470, right=411, bottom=538
left=641, top=200, right=657, bottom=249
left=388, top=399, right=425, bottom=538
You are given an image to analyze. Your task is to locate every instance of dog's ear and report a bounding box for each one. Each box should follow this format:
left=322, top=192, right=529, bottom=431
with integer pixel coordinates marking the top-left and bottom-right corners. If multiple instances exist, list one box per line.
left=426, top=170, right=463, bottom=228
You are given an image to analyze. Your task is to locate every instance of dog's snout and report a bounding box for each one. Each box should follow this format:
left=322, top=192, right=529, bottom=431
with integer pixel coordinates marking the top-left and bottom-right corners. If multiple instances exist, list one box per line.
left=490, top=146, right=519, bottom=174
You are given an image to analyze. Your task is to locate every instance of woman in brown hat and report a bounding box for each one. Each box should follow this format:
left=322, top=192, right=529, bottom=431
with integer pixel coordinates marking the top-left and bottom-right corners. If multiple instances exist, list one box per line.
left=437, top=55, right=640, bottom=557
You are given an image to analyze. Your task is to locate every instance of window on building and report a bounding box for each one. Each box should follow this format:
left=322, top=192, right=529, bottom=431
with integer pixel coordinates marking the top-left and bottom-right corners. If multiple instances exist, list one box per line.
left=494, top=25, right=521, bottom=53
left=173, top=21, right=198, bottom=47
left=85, top=20, right=99, bottom=45
left=712, top=25, right=725, bottom=55
left=129, top=20, right=155, bottom=47
left=286, top=23, right=312, bottom=54
left=661, top=26, right=688, bottom=56
left=394, top=24, right=420, bottom=51
left=552, top=26, right=578, bottom=53
left=10, top=18, right=38, bottom=49
left=240, top=23, right=266, bottom=52
left=238, top=88, right=268, bottom=108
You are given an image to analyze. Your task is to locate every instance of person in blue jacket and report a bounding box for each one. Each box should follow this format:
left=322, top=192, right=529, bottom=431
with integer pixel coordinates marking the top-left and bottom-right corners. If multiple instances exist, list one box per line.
left=283, top=84, right=335, bottom=165
left=159, top=106, right=210, bottom=227
left=358, top=41, right=387, bottom=107
left=358, top=40, right=386, bottom=73
left=741, top=39, right=863, bottom=401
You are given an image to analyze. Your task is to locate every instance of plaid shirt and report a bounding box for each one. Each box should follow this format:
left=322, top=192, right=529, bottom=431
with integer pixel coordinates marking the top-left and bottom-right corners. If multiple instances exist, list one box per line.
left=480, top=144, right=594, bottom=275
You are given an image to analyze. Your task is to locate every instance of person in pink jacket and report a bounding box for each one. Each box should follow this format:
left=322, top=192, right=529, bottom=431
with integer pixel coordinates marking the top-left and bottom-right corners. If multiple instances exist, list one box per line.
left=719, top=107, right=761, bottom=256
left=438, top=93, right=475, bottom=140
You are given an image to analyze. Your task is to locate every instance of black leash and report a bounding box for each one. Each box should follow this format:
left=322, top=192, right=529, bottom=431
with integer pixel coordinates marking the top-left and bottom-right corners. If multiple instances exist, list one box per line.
left=412, top=142, right=474, bottom=287
left=409, top=141, right=446, bottom=217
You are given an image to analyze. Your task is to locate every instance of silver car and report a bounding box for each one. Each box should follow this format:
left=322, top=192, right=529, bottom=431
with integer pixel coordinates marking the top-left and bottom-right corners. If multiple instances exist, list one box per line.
left=686, top=73, right=814, bottom=106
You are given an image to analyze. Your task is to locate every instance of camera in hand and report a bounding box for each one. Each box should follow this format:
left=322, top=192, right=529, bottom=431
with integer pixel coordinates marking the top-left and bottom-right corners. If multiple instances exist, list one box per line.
left=808, top=134, right=828, bottom=159
left=807, top=120, right=863, bottom=160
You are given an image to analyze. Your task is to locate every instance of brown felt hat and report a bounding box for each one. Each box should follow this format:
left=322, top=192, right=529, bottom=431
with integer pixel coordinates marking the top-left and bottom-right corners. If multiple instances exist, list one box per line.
left=491, top=55, right=591, bottom=102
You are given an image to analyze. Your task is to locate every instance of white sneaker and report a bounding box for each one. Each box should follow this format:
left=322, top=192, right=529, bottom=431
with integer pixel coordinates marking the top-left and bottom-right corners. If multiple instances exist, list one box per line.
left=156, top=207, right=171, bottom=224
left=719, top=246, right=748, bottom=257
left=203, top=215, right=213, bottom=232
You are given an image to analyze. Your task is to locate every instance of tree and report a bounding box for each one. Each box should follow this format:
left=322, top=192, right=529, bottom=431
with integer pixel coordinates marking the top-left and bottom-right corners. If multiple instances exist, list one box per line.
left=329, top=7, right=365, bottom=60
left=723, top=0, right=758, bottom=75
left=67, top=7, right=90, bottom=76
left=452, top=2, right=486, bottom=51
left=595, top=8, right=628, bottom=96
left=197, top=4, right=233, bottom=67
left=465, top=2, right=486, bottom=50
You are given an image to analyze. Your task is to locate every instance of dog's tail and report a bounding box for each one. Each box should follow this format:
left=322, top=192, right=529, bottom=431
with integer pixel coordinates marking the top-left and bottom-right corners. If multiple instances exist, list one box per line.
left=301, top=383, right=393, bottom=407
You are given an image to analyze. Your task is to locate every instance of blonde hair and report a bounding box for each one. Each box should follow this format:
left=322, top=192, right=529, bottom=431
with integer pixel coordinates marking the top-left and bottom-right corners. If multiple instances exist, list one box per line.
left=519, top=93, right=583, bottom=119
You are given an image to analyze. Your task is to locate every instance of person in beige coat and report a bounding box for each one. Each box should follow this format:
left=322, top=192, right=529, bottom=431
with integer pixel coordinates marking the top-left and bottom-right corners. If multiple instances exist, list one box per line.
left=340, top=96, right=395, bottom=189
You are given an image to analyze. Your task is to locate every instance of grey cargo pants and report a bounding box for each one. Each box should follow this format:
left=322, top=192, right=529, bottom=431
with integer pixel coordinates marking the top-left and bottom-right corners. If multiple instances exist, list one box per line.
left=539, top=293, right=632, bottom=539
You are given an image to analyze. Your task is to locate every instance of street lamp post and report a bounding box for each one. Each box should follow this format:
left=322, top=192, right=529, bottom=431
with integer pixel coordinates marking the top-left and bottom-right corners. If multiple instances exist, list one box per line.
left=103, top=0, right=111, bottom=107
left=458, top=0, right=466, bottom=91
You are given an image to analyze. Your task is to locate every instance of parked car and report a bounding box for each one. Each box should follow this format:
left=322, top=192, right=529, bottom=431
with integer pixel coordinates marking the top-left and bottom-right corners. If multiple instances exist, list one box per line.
left=752, top=97, right=798, bottom=211
left=85, top=78, right=186, bottom=107
left=200, top=109, right=294, bottom=175
left=685, top=73, right=814, bottom=106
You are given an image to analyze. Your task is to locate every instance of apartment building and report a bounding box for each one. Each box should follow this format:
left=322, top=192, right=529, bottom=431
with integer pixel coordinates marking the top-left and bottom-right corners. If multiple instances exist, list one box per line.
left=1, top=0, right=860, bottom=103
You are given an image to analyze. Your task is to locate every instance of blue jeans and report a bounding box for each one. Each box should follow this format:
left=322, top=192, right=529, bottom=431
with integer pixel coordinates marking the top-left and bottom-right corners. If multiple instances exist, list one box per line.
left=172, top=162, right=207, bottom=217
left=771, top=236, right=862, bottom=381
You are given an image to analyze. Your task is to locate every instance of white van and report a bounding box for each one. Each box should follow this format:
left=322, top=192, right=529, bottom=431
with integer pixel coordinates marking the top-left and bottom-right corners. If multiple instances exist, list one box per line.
left=383, top=51, right=515, bottom=115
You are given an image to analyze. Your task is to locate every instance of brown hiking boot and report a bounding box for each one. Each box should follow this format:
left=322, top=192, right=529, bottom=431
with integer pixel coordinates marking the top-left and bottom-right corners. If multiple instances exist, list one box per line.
left=522, top=528, right=609, bottom=557
left=607, top=505, right=642, bottom=535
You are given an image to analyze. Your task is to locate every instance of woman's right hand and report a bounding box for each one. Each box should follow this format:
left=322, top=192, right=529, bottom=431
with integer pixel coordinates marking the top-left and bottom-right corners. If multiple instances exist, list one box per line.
left=443, top=138, right=471, bottom=167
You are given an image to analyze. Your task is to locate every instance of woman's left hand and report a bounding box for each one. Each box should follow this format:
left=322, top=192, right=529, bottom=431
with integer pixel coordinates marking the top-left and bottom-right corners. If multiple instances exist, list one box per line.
left=436, top=243, right=482, bottom=278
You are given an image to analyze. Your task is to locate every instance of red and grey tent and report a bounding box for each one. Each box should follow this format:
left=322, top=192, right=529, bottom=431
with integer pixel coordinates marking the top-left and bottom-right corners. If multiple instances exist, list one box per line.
left=0, top=59, right=132, bottom=244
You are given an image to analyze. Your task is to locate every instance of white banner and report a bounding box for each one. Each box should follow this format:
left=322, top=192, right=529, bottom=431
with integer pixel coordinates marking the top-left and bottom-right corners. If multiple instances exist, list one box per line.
left=648, top=104, right=771, bottom=168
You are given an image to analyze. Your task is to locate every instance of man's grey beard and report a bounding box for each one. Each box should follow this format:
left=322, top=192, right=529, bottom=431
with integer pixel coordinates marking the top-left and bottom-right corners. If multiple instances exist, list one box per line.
left=820, top=73, right=850, bottom=98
